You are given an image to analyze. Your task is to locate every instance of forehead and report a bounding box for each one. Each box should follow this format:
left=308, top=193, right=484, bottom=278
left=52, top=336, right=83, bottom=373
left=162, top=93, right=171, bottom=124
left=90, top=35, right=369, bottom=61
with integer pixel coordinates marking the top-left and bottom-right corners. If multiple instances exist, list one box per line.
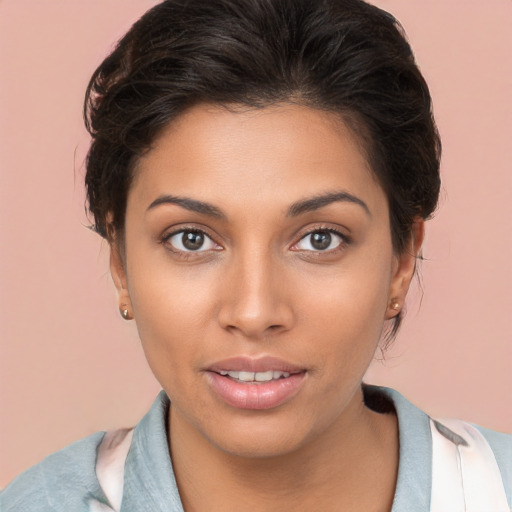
left=130, top=102, right=386, bottom=216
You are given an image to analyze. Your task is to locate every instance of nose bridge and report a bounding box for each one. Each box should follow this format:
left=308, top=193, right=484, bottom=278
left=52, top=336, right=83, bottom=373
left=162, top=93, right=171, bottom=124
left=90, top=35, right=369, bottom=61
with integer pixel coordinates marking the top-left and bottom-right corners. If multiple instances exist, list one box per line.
left=218, top=241, right=292, bottom=338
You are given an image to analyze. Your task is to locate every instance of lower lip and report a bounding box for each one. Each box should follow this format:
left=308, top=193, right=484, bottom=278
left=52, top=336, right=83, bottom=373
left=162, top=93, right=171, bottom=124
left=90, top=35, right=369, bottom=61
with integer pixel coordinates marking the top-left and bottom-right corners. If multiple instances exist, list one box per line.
left=205, top=372, right=306, bottom=410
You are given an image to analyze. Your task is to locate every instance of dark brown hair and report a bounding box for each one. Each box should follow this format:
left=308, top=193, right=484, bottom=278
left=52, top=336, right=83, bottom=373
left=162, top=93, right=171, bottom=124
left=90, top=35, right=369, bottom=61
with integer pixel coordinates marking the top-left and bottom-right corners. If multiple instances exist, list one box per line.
left=84, top=0, right=441, bottom=338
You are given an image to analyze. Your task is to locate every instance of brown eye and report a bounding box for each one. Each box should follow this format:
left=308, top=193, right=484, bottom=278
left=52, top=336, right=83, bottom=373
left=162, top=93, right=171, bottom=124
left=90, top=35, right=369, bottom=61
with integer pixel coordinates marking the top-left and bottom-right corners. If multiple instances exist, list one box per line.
left=310, top=231, right=331, bottom=250
left=295, top=229, right=346, bottom=252
left=182, top=231, right=204, bottom=250
left=166, top=230, right=217, bottom=252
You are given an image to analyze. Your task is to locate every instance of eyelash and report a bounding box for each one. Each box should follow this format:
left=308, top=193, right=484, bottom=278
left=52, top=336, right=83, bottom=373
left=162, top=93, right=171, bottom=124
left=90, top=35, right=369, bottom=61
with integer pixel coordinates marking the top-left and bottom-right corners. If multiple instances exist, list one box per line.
left=160, top=226, right=221, bottom=258
left=160, top=225, right=350, bottom=258
left=292, top=227, right=350, bottom=255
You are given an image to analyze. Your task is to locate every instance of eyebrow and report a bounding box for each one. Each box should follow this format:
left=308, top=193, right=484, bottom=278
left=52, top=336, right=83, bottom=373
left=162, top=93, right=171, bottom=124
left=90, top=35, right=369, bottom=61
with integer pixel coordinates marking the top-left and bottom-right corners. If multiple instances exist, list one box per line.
left=287, top=191, right=370, bottom=217
left=146, top=190, right=370, bottom=219
left=147, top=195, right=227, bottom=219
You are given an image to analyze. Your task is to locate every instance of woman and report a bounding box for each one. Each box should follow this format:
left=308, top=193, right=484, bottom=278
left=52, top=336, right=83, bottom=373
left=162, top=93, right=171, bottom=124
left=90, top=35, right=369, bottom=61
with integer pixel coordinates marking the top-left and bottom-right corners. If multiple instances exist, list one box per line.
left=2, top=0, right=510, bottom=510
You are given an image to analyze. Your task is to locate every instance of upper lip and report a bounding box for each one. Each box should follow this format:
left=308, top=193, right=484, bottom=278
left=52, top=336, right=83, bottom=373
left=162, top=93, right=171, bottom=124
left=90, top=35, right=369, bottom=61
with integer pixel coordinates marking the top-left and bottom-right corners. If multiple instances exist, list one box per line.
left=206, top=356, right=305, bottom=374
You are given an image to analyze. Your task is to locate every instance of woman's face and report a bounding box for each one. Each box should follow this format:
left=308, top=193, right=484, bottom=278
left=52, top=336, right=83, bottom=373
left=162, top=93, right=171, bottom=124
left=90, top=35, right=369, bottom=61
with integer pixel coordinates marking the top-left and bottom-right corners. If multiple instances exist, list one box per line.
left=112, top=103, right=419, bottom=457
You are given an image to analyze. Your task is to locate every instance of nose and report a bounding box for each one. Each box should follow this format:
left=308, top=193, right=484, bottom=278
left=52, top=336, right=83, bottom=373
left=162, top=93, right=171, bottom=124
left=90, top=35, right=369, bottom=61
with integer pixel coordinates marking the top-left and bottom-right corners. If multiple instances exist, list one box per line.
left=217, top=247, right=294, bottom=340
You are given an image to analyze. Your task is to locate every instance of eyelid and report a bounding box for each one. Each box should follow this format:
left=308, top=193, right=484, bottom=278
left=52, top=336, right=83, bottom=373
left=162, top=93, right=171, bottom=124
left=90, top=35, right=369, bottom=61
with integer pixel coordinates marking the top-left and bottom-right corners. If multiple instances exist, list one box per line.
left=161, top=225, right=223, bottom=253
left=160, top=224, right=350, bottom=256
left=291, top=226, right=350, bottom=253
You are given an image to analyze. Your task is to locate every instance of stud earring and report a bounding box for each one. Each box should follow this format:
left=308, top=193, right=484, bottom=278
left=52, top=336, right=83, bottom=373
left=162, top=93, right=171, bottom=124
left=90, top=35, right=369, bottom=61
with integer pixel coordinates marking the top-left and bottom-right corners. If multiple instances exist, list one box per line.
left=119, top=304, right=133, bottom=320
left=390, top=298, right=400, bottom=311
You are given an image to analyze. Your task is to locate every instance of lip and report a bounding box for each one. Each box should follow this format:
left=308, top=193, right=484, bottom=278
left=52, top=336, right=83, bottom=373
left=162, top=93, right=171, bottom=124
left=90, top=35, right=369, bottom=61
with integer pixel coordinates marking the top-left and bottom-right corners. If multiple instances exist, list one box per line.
left=204, top=356, right=306, bottom=410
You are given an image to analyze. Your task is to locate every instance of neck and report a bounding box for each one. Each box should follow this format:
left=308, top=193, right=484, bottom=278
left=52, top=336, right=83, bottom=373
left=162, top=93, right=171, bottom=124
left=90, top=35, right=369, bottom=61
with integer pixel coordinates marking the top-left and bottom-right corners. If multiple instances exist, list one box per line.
left=168, top=386, right=398, bottom=512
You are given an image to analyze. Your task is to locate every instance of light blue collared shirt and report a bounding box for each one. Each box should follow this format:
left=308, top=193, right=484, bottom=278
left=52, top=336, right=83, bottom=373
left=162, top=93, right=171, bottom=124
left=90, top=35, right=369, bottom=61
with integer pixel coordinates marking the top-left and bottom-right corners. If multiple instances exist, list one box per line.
left=2, top=386, right=511, bottom=511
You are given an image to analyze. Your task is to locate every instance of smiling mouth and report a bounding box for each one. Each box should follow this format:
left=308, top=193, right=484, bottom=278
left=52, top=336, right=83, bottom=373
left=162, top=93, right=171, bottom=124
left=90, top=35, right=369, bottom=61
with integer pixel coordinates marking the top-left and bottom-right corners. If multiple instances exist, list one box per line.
left=204, top=357, right=307, bottom=409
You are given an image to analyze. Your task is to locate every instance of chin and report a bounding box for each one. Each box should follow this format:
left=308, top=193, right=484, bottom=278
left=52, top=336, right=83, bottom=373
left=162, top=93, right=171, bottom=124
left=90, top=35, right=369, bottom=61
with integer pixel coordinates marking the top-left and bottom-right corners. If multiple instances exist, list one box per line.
left=196, top=405, right=328, bottom=460
left=210, top=426, right=309, bottom=460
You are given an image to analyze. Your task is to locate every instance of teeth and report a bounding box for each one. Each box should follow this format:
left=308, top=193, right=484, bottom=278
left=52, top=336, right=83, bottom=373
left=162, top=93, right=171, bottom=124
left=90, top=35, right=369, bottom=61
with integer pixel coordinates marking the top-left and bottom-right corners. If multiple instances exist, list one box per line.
left=255, top=371, right=274, bottom=382
left=222, top=370, right=291, bottom=382
left=238, top=371, right=254, bottom=382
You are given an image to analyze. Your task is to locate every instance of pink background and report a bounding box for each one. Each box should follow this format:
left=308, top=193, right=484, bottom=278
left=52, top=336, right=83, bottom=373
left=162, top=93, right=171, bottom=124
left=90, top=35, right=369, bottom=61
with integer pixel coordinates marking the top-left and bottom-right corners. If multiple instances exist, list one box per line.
left=1, top=0, right=511, bottom=488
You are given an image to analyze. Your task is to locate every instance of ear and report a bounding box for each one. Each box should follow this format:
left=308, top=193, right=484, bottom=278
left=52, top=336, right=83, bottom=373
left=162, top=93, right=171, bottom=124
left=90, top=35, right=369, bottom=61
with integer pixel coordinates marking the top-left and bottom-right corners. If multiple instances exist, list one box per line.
left=386, top=218, right=425, bottom=319
left=110, top=242, right=134, bottom=320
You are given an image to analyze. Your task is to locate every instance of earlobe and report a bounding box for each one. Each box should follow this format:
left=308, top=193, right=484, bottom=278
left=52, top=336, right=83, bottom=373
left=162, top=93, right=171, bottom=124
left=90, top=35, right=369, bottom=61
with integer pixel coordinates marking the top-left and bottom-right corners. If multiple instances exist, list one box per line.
left=386, top=219, right=425, bottom=319
left=110, top=243, right=134, bottom=320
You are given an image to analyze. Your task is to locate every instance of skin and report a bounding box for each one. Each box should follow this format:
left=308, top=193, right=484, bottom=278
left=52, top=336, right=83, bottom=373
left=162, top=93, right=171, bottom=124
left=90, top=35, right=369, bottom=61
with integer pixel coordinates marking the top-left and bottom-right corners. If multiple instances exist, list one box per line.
left=111, top=103, right=424, bottom=511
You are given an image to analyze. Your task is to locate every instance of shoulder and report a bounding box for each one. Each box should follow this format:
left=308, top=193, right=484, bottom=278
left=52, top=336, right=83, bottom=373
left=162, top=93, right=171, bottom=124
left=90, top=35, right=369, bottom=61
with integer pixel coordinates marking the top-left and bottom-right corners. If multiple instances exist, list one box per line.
left=1, top=431, right=106, bottom=512
left=1, top=392, right=170, bottom=512
left=364, top=385, right=512, bottom=509
left=474, top=424, right=512, bottom=502
left=475, top=423, right=512, bottom=459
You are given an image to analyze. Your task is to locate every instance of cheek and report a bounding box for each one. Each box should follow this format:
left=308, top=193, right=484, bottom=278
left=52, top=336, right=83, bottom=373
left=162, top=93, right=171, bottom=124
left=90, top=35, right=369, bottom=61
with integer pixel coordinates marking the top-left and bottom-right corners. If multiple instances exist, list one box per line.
left=128, top=237, right=217, bottom=319
left=125, top=254, right=216, bottom=375
left=291, top=263, right=393, bottom=399
left=296, top=257, right=392, bottom=342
